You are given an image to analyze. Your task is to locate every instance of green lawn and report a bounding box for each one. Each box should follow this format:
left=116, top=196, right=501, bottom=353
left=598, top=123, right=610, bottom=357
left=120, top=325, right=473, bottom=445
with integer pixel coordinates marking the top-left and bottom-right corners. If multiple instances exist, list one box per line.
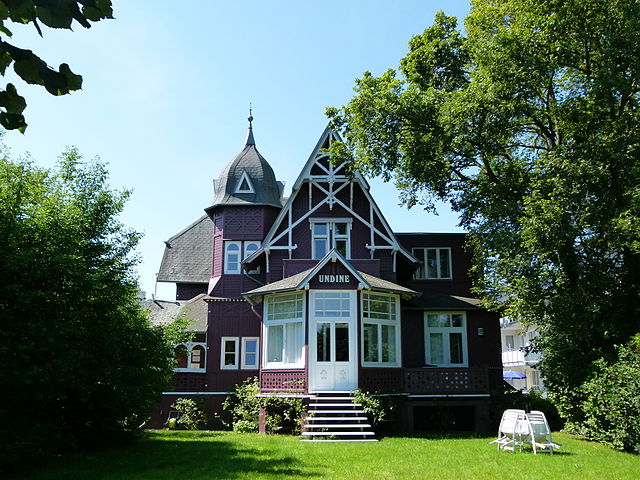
left=7, top=431, right=639, bottom=480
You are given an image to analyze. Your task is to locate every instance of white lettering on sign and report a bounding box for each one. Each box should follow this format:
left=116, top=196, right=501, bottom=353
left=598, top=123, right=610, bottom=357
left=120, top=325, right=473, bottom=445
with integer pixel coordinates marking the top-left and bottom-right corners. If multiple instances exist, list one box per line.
left=318, top=274, right=351, bottom=283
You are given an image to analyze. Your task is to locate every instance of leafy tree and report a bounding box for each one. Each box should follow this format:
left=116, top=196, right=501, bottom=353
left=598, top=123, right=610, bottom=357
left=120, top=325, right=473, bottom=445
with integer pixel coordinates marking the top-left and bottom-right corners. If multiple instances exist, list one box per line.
left=327, top=0, right=640, bottom=428
left=579, top=334, right=640, bottom=453
left=0, top=147, right=175, bottom=467
left=0, top=1, right=113, bottom=131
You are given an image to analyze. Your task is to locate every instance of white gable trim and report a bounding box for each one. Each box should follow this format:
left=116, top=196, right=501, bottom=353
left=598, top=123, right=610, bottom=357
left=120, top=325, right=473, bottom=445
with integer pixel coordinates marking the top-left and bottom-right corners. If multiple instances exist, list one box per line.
left=242, top=126, right=417, bottom=266
left=296, top=249, right=370, bottom=290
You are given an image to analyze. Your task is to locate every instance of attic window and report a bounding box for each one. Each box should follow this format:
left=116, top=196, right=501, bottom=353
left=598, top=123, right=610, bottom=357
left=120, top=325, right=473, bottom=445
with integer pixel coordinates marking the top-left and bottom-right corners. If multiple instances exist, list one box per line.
left=235, top=171, right=255, bottom=194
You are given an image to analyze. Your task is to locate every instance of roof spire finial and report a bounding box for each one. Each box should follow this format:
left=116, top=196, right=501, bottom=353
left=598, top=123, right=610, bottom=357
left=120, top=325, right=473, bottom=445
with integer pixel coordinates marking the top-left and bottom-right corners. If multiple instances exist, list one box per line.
left=245, top=103, right=255, bottom=146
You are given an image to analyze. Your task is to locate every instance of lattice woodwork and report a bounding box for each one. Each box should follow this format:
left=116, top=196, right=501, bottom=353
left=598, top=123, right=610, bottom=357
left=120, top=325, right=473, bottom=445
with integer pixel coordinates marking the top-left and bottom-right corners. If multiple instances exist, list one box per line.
left=404, top=368, right=489, bottom=394
left=260, top=370, right=306, bottom=393
left=359, top=369, right=403, bottom=393
left=172, top=373, right=206, bottom=392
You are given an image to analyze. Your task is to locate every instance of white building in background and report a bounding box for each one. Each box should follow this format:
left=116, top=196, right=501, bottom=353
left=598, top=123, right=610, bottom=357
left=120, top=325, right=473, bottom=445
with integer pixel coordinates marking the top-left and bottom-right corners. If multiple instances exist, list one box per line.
left=500, top=318, right=545, bottom=392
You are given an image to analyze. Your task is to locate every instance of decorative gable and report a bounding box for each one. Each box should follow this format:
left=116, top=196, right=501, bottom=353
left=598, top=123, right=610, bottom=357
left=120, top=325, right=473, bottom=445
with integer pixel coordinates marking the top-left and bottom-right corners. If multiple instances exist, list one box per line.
left=244, top=127, right=417, bottom=273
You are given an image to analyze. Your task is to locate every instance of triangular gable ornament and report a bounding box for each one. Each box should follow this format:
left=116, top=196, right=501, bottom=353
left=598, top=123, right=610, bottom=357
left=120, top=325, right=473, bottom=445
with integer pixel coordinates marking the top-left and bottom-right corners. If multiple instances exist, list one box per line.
left=234, top=169, right=255, bottom=194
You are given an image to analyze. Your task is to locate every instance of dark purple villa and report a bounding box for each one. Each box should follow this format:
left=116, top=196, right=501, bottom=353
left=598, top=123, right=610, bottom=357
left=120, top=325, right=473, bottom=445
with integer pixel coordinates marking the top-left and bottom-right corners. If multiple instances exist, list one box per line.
left=148, top=116, right=502, bottom=437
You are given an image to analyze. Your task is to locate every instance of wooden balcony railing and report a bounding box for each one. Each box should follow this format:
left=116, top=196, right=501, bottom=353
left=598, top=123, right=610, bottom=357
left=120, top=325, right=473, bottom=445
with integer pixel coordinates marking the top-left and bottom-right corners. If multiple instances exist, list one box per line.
left=260, top=367, right=491, bottom=395
left=260, top=370, right=306, bottom=394
left=403, top=367, right=489, bottom=394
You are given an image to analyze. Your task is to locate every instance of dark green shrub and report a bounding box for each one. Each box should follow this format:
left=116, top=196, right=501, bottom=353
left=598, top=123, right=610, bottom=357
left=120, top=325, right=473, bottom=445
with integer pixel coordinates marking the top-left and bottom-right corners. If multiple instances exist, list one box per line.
left=353, top=390, right=399, bottom=434
left=577, top=335, right=640, bottom=453
left=171, top=398, right=208, bottom=430
left=221, top=378, right=305, bottom=435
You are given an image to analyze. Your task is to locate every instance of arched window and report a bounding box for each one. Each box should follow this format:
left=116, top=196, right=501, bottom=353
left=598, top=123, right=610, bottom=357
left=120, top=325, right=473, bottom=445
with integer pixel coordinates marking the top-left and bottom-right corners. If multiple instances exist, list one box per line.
left=190, top=345, right=206, bottom=369
left=244, top=241, right=260, bottom=260
left=174, top=336, right=207, bottom=372
left=225, top=241, right=241, bottom=274
left=175, top=345, right=188, bottom=368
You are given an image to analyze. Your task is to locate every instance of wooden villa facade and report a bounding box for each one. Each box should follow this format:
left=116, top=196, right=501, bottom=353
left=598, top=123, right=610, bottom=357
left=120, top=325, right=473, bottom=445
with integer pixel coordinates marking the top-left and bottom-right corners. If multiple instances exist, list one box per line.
left=148, top=117, right=502, bottom=433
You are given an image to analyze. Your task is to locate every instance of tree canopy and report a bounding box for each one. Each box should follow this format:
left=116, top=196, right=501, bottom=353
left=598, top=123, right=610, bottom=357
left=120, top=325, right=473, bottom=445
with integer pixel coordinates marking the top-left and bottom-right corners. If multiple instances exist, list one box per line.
left=0, top=147, right=175, bottom=466
left=327, top=0, right=640, bottom=433
left=0, top=1, right=113, bottom=132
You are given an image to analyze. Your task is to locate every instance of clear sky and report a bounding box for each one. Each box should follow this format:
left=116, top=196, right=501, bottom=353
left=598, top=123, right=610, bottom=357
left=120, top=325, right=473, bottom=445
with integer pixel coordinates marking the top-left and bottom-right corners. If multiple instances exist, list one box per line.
left=2, top=1, right=470, bottom=299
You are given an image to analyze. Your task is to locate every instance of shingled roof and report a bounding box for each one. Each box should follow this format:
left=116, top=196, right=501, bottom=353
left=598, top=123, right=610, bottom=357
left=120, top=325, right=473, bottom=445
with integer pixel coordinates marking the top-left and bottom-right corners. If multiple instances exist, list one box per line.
left=146, top=293, right=208, bottom=332
left=206, top=116, right=283, bottom=211
left=157, top=215, right=212, bottom=284
left=243, top=250, right=417, bottom=303
left=403, top=291, right=483, bottom=311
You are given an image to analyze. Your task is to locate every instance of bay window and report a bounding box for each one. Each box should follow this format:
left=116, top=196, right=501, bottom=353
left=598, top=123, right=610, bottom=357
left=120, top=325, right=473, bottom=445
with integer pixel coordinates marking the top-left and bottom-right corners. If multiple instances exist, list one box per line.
left=361, top=292, right=401, bottom=366
left=264, top=293, right=305, bottom=367
left=424, top=312, right=468, bottom=367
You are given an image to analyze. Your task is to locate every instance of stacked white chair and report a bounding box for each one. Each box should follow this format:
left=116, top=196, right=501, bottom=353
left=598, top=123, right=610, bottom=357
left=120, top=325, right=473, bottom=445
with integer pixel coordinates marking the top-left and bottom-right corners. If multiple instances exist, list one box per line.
left=522, top=410, right=561, bottom=454
left=489, top=409, right=527, bottom=452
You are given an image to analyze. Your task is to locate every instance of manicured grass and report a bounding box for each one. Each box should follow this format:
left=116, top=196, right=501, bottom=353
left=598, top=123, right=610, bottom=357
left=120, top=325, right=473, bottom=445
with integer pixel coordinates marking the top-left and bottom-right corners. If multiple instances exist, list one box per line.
left=7, top=431, right=639, bottom=480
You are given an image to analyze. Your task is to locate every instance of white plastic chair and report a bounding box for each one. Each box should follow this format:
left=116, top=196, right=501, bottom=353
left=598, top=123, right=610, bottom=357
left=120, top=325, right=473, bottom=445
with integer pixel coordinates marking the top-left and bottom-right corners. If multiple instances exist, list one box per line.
left=490, top=409, right=527, bottom=452
left=522, top=410, right=561, bottom=454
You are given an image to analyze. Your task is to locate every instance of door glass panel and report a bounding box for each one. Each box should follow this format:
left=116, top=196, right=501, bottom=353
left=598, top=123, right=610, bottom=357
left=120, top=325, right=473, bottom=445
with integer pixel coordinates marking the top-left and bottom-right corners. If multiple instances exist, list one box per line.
left=429, top=333, right=444, bottom=364
left=363, top=323, right=378, bottom=362
left=335, top=323, right=349, bottom=362
left=381, top=325, right=396, bottom=363
left=449, top=332, right=463, bottom=364
left=317, top=323, right=331, bottom=362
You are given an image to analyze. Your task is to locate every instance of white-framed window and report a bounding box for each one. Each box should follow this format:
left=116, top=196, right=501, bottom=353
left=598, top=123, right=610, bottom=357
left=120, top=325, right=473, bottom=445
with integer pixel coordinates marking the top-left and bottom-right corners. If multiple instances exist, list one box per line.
left=220, top=337, right=239, bottom=369
left=310, top=219, right=352, bottom=259
left=412, top=247, right=452, bottom=279
left=361, top=292, right=401, bottom=367
left=241, top=337, right=259, bottom=369
left=334, top=222, right=350, bottom=257
left=263, top=293, right=305, bottom=368
left=424, top=312, right=468, bottom=367
left=174, top=333, right=207, bottom=372
left=224, top=241, right=241, bottom=274
left=244, top=241, right=260, bottom=260
left=312, top=222, right=329, bottom=259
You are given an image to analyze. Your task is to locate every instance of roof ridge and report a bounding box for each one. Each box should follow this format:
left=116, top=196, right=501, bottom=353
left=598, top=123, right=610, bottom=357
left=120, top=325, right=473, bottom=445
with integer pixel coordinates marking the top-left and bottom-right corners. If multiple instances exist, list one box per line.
left=164, top=215, right=210, bottom=244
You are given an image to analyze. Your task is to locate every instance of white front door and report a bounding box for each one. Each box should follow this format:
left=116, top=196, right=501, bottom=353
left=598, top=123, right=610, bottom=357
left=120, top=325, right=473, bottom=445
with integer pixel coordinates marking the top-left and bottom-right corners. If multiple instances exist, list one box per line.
left=309, top=290, right=357, bottom=392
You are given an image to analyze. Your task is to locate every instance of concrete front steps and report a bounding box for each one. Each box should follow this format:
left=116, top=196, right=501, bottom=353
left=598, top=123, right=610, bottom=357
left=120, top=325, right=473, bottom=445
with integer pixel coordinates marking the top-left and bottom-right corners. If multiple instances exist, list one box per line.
left=301, top=392, right=377, bottom=442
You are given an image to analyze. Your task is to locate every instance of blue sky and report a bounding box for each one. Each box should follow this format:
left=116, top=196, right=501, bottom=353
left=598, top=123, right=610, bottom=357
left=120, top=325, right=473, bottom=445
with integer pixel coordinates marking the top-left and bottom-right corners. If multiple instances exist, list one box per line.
left=2, top=1, right=470, bottom=299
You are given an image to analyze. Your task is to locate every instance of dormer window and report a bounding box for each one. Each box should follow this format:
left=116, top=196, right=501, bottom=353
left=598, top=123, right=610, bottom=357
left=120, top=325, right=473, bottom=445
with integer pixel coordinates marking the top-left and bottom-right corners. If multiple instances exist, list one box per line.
left=310, top=219, right=352, bottom=259
left=234, top=170, right=255, bottom=194
left=412, top=247, right=452, bottom=279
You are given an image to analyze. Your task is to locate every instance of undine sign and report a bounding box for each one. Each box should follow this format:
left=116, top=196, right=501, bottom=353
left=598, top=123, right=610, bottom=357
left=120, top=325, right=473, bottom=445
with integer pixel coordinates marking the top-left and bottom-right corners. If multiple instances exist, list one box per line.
left=318, top=274, right=351, bottom=283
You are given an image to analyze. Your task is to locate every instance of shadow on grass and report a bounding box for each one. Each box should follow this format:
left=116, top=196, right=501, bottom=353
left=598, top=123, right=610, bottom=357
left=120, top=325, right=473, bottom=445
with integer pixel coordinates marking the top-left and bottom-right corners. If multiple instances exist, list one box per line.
left=9, top=431, right=322, bottom=480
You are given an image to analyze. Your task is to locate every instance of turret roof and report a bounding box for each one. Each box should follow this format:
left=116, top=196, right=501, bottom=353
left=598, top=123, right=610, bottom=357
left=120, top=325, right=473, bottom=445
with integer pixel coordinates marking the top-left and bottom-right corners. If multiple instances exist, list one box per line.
left=206, top=115, right=283, bottom=211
